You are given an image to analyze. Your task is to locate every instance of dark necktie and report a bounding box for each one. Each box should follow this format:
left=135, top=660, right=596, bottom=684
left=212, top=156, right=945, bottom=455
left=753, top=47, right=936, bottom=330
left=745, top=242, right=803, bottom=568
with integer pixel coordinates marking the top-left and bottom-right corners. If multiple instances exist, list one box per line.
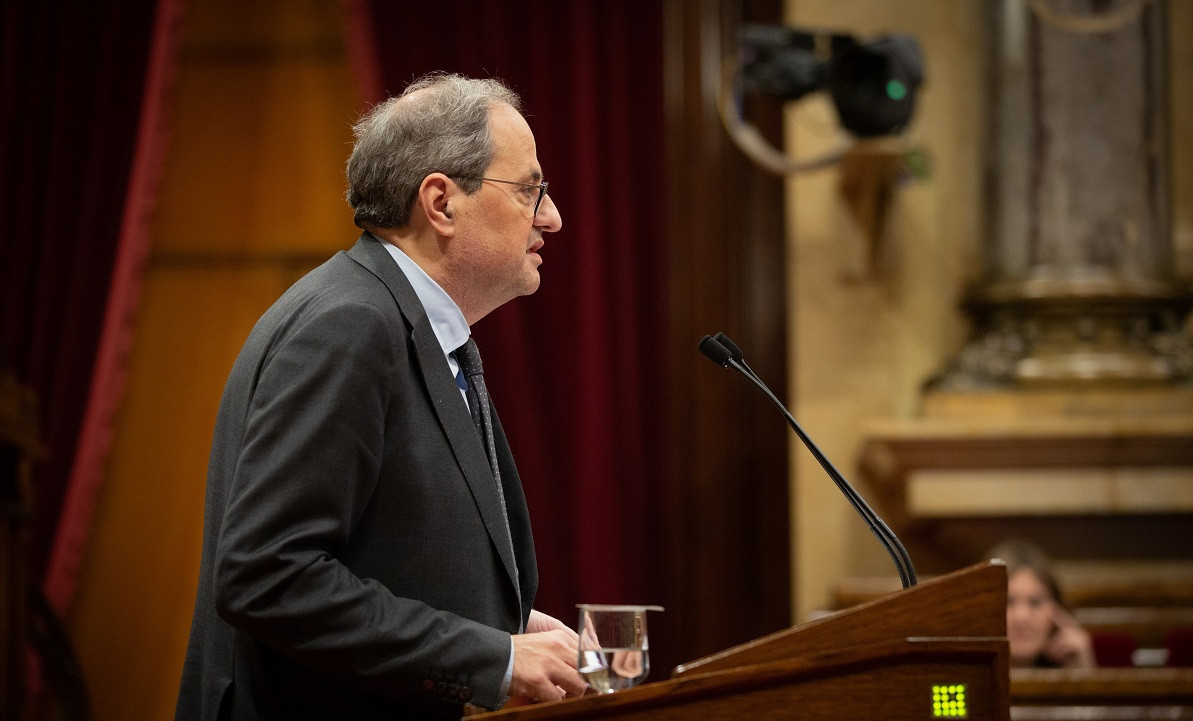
left=455, top=338, right=523, bottom=621
left=454, top=338, right=501, bottom=484
left=454, top=339, right=519, bottom=590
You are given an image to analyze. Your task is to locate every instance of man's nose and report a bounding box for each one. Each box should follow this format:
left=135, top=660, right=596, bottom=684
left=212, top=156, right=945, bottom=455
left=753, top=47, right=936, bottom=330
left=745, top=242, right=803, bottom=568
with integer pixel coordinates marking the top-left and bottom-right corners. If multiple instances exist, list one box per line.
left=535, top=193, right=562, bottom=232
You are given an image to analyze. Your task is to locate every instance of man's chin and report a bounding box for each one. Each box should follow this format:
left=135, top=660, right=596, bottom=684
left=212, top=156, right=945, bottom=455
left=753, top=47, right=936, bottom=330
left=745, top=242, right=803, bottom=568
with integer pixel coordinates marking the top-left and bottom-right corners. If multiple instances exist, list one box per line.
left=519, top=269, right=541, bottom=295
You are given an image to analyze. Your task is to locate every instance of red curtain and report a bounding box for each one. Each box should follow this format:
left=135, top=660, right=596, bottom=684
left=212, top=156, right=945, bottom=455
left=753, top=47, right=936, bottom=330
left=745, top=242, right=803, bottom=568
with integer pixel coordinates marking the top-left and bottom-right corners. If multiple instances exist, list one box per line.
left=0, top=0, right=183, bottom=609
left=344, top=1, right=670, bottom=625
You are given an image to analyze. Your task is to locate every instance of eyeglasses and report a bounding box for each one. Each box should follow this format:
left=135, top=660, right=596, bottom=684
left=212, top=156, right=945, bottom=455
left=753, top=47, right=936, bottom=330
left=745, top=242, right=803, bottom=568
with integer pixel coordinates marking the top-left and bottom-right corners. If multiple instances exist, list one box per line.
left=456, top=176, right=549, bottom=217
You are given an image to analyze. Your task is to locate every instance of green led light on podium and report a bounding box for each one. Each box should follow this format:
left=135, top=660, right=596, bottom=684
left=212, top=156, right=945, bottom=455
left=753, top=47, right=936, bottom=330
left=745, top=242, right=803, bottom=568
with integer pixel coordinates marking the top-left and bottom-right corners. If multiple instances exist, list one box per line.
left=886, top=79, right=908, bottom=101
left=932, top=684, right=968, bottom=718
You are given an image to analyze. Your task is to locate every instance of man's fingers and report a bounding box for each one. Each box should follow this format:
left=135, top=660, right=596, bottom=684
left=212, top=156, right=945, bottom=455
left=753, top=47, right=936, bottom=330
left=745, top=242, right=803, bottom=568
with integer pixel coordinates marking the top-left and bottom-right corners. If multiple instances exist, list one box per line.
left=527, top=609, right=577, bottom=637
left=555, top=668, right=589, bottom=698
left=511, top=629, right=585, bottom=703
left=521, top=669, right=585, bottom=704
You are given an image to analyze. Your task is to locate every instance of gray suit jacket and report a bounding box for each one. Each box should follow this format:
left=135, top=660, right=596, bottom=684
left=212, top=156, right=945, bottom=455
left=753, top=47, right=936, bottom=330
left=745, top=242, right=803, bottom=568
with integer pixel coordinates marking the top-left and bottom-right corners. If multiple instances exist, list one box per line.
left=175, top=233, right=538, bottom=721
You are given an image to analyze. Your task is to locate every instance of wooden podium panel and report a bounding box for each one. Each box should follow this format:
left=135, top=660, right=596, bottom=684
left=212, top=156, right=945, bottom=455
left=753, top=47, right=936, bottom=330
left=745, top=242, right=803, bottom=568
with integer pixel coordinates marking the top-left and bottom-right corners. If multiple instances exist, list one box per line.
left=675, top=561, right=1006, bottom=676
left=472, top=562, right=1010, bottom=720
left=475, top=639, right=1007, bottom=721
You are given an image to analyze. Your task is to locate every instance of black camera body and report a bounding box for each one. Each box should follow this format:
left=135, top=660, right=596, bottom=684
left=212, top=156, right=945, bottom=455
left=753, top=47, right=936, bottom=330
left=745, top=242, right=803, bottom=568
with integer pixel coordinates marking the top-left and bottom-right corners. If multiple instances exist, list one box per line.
left=739, top=24, right=924, bottom=138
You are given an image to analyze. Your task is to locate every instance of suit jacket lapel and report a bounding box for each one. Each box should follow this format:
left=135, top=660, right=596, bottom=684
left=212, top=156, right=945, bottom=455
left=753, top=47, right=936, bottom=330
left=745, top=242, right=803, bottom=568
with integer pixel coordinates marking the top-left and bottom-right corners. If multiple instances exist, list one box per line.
left=345, top=233, right=522, bottom=602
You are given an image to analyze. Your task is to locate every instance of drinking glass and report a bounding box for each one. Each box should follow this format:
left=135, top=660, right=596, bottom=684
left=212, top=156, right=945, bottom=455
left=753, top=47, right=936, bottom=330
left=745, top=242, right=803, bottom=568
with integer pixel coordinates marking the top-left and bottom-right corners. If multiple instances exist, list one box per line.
left=576, top=604, right=663, bottom=694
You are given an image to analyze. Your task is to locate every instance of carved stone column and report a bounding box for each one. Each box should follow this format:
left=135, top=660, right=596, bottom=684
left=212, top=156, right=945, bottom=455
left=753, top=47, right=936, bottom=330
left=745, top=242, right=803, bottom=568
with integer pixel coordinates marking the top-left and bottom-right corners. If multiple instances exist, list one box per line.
left=933, top=0, right=1192, bottom=390
left=858, top=0, right=1193, bottom=574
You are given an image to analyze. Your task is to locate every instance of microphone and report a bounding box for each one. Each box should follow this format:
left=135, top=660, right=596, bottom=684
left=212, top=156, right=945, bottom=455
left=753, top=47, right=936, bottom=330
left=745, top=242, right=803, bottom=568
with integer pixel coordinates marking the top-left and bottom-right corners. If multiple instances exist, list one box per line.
left=698, top=333, right=917, bottom=588
left=697, top=335, right=733, bottom=367
left=711, top=331, right=757, bottom=379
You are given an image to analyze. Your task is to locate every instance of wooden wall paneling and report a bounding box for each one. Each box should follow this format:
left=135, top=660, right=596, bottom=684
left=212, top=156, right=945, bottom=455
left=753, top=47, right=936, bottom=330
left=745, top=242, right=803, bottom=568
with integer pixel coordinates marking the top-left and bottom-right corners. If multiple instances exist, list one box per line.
left=659, top=0, right=791, bottom=676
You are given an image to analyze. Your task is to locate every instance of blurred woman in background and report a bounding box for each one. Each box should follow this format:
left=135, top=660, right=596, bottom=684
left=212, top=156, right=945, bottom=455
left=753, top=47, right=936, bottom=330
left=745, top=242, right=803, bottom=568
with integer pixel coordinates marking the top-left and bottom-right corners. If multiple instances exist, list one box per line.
left=988, top=539, right=1096, bottom=669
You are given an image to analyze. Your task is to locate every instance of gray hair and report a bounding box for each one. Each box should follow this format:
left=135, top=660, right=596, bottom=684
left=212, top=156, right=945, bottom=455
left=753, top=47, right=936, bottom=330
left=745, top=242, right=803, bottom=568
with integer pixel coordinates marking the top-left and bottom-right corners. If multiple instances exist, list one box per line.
left=346, top=73, right=522, bottom=229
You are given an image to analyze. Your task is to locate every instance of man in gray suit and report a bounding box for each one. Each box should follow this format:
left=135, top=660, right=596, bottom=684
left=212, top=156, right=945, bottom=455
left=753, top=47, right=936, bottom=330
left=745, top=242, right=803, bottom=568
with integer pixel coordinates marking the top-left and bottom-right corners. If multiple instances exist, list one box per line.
left=175, top=73, right=586, bottom=721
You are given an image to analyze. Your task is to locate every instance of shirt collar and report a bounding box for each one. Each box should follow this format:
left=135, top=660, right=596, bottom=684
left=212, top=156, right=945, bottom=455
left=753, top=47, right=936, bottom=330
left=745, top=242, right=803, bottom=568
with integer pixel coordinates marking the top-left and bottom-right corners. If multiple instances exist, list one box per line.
left=380, top=242, right=470, bottom=355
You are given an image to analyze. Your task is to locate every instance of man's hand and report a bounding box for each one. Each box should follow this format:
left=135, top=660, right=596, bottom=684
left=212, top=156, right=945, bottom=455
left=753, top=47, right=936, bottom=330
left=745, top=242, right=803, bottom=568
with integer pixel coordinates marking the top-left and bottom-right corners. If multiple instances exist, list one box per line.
left=509, top=618, right=586, bottom=704
left=526, top=609, right=573, bottom=635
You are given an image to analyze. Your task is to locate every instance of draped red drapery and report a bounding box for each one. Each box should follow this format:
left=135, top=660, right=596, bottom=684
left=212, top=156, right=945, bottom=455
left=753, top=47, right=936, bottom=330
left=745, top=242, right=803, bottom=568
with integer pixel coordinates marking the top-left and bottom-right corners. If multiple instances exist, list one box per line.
left=343, top=0, right=671, bottom=625
left=0, top=0, right=184, bottom=611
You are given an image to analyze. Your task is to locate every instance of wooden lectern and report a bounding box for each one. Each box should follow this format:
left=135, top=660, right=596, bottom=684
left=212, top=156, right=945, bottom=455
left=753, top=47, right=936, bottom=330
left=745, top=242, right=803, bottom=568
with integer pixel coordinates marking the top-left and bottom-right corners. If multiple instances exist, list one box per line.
left=471, top=561, right=1010, bottom=720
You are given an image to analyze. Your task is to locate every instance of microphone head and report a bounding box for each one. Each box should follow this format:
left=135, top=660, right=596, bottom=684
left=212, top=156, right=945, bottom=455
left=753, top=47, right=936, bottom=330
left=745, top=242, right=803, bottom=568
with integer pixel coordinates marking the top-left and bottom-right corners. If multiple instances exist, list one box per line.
left=698, top=335, right=733, bottom=368
left=713, top=332, right=745, bottom=363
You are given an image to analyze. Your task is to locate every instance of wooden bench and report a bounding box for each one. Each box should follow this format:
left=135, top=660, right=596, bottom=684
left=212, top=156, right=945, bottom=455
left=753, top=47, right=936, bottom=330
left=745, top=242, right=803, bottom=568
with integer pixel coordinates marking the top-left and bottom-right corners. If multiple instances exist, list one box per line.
left=1075, top=606, right=1193, bottom=666
left=1011, top=667, right=1193, bottom=720
left=830, top=575, right=1193, bottom=667
left=833, top=571, right=1193, bottom=610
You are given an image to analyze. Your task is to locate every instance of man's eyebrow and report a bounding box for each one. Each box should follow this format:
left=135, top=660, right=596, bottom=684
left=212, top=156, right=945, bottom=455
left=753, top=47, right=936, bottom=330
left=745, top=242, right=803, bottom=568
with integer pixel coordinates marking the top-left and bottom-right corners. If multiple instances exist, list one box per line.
left=527, top=169, right=543, bottom=183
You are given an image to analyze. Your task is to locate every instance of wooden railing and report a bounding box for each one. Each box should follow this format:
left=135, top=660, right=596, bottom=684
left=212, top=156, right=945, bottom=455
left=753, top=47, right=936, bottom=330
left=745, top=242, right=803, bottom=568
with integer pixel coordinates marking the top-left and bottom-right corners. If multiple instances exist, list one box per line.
left=831, top=573, right=1193, bottom=668
left=1010, top=667, right=1193, bottom=720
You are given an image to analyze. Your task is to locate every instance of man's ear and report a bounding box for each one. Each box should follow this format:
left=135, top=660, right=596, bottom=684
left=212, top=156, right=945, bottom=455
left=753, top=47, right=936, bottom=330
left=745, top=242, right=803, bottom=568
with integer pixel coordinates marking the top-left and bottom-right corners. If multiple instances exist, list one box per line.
left=416, top=173, right=456, bottom=235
